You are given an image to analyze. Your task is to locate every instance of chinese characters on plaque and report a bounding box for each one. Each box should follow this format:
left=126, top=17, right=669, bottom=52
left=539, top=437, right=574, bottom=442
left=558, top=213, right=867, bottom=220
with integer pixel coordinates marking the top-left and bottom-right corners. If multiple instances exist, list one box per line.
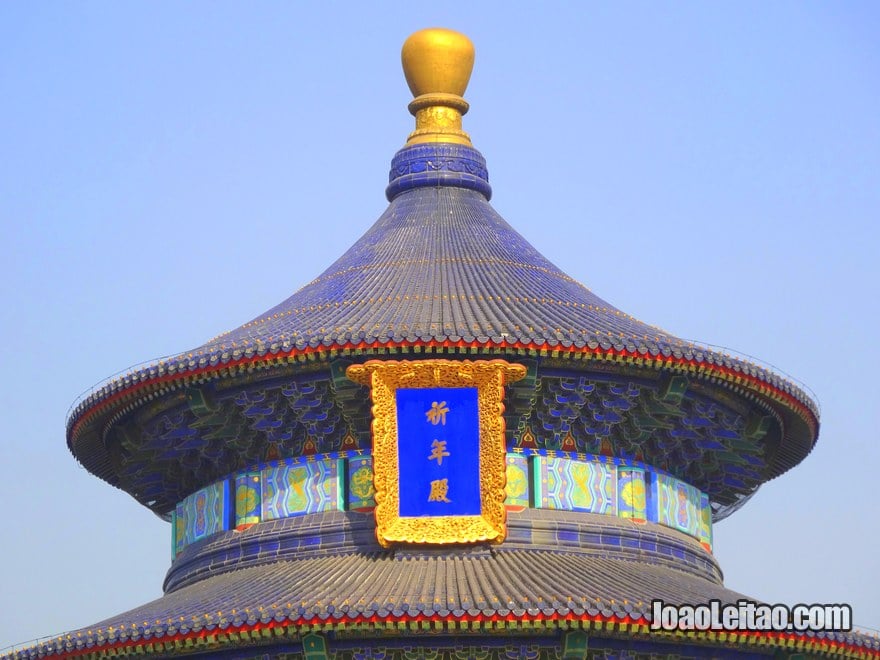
left=396, top=387, right=482, bottom=517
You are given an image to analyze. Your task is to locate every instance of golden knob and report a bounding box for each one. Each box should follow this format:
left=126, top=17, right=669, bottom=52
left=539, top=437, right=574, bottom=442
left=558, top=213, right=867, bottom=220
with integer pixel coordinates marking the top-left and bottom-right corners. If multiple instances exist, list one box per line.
left=401, top=28, right=475, bottom=98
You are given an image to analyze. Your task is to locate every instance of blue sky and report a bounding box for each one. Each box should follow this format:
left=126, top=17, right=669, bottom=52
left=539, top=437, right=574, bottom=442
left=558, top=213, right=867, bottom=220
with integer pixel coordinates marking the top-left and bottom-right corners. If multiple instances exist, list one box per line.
left=1, top=2, right=878, bottom=649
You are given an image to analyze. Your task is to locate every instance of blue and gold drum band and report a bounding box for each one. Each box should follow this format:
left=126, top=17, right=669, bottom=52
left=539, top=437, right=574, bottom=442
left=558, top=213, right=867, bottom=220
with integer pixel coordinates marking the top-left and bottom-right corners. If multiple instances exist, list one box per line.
left=172, top=447, right=713, bottom=557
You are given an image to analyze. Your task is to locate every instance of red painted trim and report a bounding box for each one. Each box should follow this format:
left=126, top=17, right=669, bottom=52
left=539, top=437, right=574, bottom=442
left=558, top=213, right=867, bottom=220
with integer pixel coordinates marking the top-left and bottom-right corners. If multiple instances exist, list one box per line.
left=46, top=610, right=877, bottom=659
left=69, top=339, right=819, bottom=446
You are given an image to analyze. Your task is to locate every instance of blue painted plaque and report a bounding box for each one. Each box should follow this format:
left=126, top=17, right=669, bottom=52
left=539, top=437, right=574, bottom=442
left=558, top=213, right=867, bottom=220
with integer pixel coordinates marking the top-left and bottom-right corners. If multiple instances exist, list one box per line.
left=396, top=387, right=481, bottom=517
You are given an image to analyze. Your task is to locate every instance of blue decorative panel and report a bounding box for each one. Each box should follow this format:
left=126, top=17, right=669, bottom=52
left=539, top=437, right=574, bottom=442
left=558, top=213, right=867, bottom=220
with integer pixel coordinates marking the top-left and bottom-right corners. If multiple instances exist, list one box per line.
left=540, top=457, right=615, bottom=514
left=645, top=470, right=660, bottom=524
left=656, top=473, right=701, bottom=537
left=348, top=456, right=375, bottom=511
left=396, top=387, right=481, bottom=517
left=170, top=449, right=716, bottom=557
left=504, top=454, right=529, bottom=508
left=235, top=471, right=261, bottom=528
left=174, top=480, right=230, bottom=555
left=698, top=491, right=713, bottom=550
left=616, top=467, right=646, bottom=521
left=171, top=509, right=179, bottom=559
left=261, top=458, right=340, bottom=521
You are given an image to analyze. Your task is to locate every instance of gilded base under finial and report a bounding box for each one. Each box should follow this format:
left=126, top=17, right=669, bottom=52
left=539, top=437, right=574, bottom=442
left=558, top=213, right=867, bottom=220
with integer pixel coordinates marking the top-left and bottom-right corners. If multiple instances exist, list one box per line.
left=407, top=93, right=471, bottom=145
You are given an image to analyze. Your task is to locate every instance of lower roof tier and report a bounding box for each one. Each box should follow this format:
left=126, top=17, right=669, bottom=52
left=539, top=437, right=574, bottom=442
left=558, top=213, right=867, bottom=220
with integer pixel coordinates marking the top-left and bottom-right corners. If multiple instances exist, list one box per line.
left=11, top=510, right=876, bottom=660
left=69, top=355, right=810, bottom=520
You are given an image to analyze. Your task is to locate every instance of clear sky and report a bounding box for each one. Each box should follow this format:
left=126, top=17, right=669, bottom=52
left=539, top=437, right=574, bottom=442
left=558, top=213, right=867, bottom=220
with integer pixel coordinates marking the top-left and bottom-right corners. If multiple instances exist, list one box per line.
left=1, top=2, right=878, bottom=650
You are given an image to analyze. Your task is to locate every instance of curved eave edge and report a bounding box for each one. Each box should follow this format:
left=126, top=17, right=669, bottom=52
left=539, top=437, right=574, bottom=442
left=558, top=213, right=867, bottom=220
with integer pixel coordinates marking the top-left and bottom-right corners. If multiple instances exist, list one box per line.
left=11, top=613, right=878, bottom=659
left=67, top=340, right=819, bottom=496
left=68, top=339, right=820, bottom=440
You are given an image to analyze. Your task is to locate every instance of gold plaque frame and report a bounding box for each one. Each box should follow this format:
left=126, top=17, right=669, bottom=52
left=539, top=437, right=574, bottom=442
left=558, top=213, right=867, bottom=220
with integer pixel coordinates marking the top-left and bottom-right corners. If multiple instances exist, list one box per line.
left=346, top=359, right=526, bottom=547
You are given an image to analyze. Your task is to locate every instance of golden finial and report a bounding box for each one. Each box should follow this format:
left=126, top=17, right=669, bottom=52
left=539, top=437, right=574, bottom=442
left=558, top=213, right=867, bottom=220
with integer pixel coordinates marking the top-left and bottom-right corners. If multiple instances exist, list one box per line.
left=401, top=28, right=474, bottom=146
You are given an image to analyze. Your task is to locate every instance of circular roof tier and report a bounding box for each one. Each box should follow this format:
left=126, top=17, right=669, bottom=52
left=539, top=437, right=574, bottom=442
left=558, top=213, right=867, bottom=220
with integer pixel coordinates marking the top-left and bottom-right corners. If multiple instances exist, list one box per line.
left=66, top=28, right=818, bottom=520
left=16, top=510, right=877, bottom=659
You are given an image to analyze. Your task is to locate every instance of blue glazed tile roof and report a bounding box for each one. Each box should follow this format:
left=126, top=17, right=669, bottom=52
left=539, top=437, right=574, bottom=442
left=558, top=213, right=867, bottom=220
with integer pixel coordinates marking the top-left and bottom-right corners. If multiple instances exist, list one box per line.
left=210, top=185, right=656, bottom=349
left=10, top=511, right=877, bottom=658
left=95, top=550, right=749, bottom=626
left=65, top=142, right=820, bottom=517
left=197, top=144, right=716, bottom=354
left=69, top=143, right=818, bottom=433
left=13, top=549, right=877, bottom=658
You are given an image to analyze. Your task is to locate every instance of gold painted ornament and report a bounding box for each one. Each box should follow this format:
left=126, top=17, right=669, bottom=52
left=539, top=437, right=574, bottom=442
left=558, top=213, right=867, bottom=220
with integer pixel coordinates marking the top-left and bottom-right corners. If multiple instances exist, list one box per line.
left=347, top=359, right=526, bottom=547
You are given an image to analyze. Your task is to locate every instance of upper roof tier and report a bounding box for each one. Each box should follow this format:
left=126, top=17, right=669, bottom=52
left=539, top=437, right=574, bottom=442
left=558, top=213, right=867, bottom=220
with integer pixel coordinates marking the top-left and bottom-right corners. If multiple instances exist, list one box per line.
left=66, top=29, right=818, bottom=503
left=207, top=147, right=681, bottom=356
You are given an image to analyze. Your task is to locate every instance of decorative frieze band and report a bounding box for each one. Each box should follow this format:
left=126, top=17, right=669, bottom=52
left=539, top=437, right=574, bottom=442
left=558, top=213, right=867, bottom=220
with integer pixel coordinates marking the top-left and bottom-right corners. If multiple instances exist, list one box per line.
left=171, top=449, right=712, bottom=557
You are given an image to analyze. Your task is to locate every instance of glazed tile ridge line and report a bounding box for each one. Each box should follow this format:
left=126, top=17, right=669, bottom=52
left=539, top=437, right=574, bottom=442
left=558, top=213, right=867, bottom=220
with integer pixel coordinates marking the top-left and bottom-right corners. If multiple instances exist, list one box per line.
left=425, top=551, right=441, bottom=609
left=485, top=554, right=524, bottom=610
left=570, top=555, right=619, bottom=600
left=169, top=327, right=789, bottom=395
left=494, top=551, right=552, bottom=605
left=380, top=553, right=411, bottom=609
left=191, top=310, right=670, bottom=359
left=448, top=553, right=465, bottom=612
left=455, top=202, right=590, bottom=337
left=209, top=200, right=641, bottom=339
left=302, top=255, right=583, bottom=289
left=454, top=199, right=617, bottom=329
left=509, top=550, right=593, bottom=602
left=67, top=339, right=818, bottom=445
left=321, top=554, right=367, bottom=606
left=20, top=611, right=879, bottom=659
left=358, top=551, right=401, bottom=610
left=457, top=207, right=555, bottom=336
left=630, top=559, right=716, bottom=602
left=461, top=552, right=497, bottom=610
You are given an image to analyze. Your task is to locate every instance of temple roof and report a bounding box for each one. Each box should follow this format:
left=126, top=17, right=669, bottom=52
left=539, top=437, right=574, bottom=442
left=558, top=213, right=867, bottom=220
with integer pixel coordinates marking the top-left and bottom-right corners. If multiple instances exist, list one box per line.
left=10, top=504, right=878, bottom=659
left=68, top=141, right=821, bottom=411
left=66, top=27, right=818, bottom=509
left=12, top=509, right=877, bottom=659
left=51, top=551, right=751, bottom=638
left=66, top=140, right=820, bottom=495
left=203, top=161, right=734, bottom=363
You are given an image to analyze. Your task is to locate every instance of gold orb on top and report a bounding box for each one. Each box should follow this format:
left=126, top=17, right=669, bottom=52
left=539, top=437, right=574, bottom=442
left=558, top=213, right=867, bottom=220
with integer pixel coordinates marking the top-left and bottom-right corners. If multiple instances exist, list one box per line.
left=401, top=28, right=475, bottom=99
